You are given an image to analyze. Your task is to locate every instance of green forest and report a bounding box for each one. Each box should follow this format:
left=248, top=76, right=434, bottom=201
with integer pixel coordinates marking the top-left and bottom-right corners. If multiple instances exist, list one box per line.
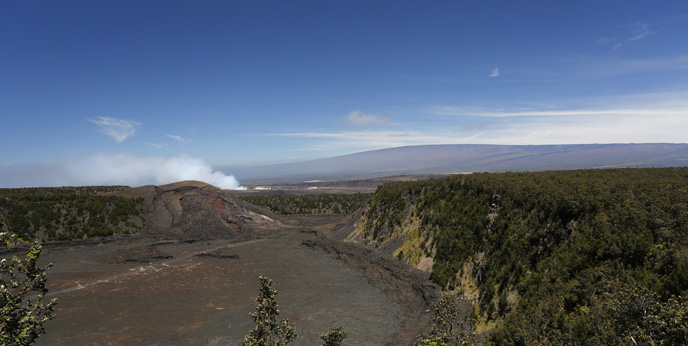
left=360, top=168, right=688, bottom=345
left=239, top=193, right=371, bottom=215
left=0, top=186, right=143, bottom=244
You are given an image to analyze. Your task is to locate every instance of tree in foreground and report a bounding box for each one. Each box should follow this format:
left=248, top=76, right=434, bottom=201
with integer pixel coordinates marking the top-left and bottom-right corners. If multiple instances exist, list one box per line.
left=243, top=276, right=298, bottom=346
left=1, top=241, right=57, bottom=346
left=416, top=295, right=476, bottom=346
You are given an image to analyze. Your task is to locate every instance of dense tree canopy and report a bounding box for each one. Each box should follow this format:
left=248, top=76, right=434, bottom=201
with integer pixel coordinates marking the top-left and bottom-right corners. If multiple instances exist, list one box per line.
left=360, top=168, right=688, bottom=345
left=239, top=193, right=371, bottom=216
left=0, top=186, right=143, bottom=243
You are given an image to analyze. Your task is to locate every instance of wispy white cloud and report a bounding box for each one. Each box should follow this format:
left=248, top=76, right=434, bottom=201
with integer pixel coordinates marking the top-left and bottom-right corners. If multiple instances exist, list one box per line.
left=346, top=111, right=391, bottom=126
left=601, top=21, right=656, bottom=51
left=431, top=93, right=688, bottom=144
left=166, top=134, right=188, bottom=143
left=627, top=22, right=653, bottom=41
left=434, top=106, right=686, bottom=118
left=267, top=91, right=688, bottom=153
left=88, top=116, right=140, bottom=143
left=489, top=68, right=500, bottom=77
left=270, top=130, right=467, bottom=151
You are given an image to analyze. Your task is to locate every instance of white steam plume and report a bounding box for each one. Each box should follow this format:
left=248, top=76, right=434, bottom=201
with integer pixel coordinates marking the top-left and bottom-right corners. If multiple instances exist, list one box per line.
left=0, top=154, right=243, bottom=189
left=62, top=153, right=243, bottom=189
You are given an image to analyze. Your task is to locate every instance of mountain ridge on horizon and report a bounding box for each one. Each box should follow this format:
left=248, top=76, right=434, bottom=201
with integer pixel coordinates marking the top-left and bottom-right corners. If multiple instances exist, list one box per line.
left=220, top=143, right=688, bottom=183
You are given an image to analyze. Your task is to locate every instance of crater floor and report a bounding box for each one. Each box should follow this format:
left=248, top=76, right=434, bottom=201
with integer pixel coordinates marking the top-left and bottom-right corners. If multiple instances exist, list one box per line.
left=36, top=228, right=421, bottom=346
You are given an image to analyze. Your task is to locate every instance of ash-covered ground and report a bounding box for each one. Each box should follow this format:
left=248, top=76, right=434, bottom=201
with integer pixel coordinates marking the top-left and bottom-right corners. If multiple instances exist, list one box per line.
left=36, top=222, right=437, bottom=346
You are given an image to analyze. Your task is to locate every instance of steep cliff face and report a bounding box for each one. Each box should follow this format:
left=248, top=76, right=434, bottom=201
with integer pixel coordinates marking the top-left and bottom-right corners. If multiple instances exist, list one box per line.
left=115, top=181, right=283, bottom=240
left=344, top=168, right=688, bottom=344
left=344, top=181, right=436, bottom=271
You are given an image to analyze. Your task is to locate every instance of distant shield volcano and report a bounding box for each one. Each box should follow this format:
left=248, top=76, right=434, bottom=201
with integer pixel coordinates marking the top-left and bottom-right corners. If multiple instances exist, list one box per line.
left=220, top=143, right=688, bottom=183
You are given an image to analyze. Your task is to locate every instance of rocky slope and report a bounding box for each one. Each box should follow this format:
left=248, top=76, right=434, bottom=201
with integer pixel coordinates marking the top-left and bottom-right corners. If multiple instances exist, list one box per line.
left=113, top=180, right=284, bottom=240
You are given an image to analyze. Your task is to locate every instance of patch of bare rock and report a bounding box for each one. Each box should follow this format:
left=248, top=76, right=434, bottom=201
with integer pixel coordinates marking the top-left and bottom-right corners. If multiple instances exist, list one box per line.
left=304, top=236, right=441, bottom=345
left=113, top=180, right=285, bottom=240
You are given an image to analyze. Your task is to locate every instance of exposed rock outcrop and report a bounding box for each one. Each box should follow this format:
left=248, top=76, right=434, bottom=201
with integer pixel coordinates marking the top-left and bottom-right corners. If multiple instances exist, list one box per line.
left=114, top=180, right=284, bottom=240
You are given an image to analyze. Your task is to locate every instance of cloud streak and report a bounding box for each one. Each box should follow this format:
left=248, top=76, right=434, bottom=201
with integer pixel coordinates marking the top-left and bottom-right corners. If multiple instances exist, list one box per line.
left=271, top=130, right=466, bottom=151
left=88, top=116, right=141, bottom=143
left=346, top=111, right=391, bottom=126
left=433, top=107, right=687, bottom=118
left=147, top=142, right=165, bottom=149
left=431, top=95, right=688, bottom=144
left=268, top=92, right=688, bottom=153
left=627, top=22, right=653, bottom=41
left=275, top=107, right=688, bottom=149
left=601, top=21, right=656, bottom=51
left=166, top=134, right=188, bottom=143
left=489, top=68, right=500, bottom=77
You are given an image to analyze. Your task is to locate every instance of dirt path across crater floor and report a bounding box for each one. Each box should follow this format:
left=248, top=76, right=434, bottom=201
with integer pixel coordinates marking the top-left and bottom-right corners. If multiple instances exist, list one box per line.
left=35, top=221, right=439, bottom=346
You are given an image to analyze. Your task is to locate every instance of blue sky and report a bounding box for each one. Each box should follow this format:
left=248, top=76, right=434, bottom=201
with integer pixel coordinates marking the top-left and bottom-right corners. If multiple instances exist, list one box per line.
left=2, top=1, right=688, bottom=187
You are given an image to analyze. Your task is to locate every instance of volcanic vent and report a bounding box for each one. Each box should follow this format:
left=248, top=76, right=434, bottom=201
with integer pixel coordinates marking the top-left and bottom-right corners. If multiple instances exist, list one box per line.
left=115, top=180, right=282, bottom=240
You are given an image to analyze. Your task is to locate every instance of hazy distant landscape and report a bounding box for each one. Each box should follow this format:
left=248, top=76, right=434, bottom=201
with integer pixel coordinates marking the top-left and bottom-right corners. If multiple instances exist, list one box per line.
left=223, top=143, right=688, bottom=182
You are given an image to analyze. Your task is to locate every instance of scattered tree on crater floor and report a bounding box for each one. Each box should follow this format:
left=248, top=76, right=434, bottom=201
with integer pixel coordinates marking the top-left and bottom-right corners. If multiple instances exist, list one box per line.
left=243, top=276, right=347, bottom=346
left=320, top=327, right=347, bottom=346
left=243, top=276, right=298, bottom=346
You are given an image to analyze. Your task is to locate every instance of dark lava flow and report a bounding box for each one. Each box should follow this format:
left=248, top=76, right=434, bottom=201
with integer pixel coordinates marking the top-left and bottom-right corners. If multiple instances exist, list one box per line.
left=36, top=229, right=416, bottom=345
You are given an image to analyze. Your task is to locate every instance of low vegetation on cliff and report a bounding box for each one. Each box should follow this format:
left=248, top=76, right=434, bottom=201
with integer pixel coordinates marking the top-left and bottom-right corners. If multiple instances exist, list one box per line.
left=355, top=167, right=688, bottom=344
